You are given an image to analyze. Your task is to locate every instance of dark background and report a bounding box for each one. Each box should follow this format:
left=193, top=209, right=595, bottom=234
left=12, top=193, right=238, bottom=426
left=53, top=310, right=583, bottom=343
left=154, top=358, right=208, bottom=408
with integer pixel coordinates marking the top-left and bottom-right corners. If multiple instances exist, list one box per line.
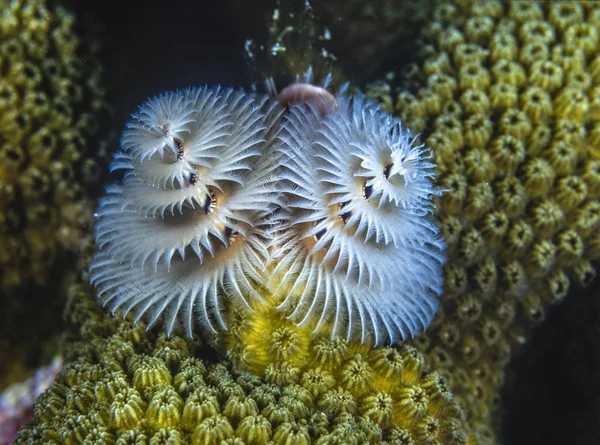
left=68, top=0, right=276, bottom=125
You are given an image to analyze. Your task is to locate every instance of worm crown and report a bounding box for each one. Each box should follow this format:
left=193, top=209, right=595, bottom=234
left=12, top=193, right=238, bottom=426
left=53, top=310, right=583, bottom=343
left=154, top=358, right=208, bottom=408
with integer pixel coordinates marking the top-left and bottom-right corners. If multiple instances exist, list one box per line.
left=90, top=83, right=445, bottom=345
left=91, top=87, right=283, bottom=336
left=271, top=94, right=445, bottom=345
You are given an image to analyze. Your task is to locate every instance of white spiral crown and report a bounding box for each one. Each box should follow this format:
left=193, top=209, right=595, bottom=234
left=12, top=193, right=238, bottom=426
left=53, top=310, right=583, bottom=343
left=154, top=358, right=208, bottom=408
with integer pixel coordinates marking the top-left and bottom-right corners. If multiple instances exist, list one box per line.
left=90, top=87, right=283, bottom=336
left=89, top=82, right=445, bottom=345
left=270, top=94, right=445, bottom=345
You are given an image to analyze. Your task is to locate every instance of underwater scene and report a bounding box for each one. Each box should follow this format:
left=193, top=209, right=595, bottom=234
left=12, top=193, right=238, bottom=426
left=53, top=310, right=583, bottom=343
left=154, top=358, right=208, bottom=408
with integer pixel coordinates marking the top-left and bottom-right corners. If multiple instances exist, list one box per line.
left=0, top=0, right=599, bottom=444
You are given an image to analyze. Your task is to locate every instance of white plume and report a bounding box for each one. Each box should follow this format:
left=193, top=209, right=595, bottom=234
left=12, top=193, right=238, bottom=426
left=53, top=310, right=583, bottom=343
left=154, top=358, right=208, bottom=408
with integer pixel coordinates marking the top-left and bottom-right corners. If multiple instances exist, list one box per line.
left=270, top=94, right=445, bottom=345
left=90, top=86, right=283, bottom=335
left=90, top=81, right=445, bottom=345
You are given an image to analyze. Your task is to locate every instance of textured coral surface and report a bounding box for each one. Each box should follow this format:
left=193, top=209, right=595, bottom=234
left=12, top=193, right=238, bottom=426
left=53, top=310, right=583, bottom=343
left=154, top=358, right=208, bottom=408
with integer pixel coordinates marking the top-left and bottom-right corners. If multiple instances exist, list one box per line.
left=15, top=278, right=468, bottom=445
left=365, top=0, right=600, bottom=443
left=0, top=0, right=110, bottom=390
left=0, top=0, right=109, bottom=292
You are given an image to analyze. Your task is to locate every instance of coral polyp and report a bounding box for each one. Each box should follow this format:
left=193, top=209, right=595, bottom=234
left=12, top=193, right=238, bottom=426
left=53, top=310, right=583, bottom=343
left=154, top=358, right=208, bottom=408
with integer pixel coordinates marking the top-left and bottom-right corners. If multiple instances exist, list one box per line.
left=90, top=82, right=445, bottom=345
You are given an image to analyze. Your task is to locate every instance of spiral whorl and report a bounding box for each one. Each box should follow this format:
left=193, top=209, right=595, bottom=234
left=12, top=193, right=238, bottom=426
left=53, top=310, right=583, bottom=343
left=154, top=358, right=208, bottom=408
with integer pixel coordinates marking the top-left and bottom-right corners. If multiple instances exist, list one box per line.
left=90, top=81, right=445, bottom=345
left=90, top=87, right=283, bottom=336
left=271, top=94, right=445, bottom=345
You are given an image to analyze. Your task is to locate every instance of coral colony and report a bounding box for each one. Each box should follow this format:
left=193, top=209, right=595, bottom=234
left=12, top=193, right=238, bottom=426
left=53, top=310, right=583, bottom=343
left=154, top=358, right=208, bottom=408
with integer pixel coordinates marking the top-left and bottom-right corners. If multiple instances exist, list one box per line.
left=90, top=80, right=445, bottom=346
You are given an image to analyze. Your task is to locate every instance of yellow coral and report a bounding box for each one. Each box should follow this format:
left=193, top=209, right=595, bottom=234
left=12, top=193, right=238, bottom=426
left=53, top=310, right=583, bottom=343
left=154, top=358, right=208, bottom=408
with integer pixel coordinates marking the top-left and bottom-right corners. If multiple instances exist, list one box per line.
left=211, top=293, right=468, bottom=445
left=0, top=2, right=107, bottom=259
left=372, top=0, right=600, bottom=443
left=0, top=0, right=110, bottom=390
left=16, top=283, right=468, bottom=445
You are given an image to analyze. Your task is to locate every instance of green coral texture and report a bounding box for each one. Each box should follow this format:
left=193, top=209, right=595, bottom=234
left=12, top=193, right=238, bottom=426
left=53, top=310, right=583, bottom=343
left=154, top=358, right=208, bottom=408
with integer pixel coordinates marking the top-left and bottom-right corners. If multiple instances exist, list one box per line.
left=15, top=283, right=467, bottom=445
left=0, top=0, right=108, bottom=291
left=364, top=0, right=600, bottom=442
left=0, top=0, right=110, bottom=390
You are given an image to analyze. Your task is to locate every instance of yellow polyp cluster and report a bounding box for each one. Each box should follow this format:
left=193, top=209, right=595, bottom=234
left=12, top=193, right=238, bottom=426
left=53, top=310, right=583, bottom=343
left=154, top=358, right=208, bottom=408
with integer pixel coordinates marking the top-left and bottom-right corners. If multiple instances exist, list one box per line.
left=0, top=0, right=109, bottom=289
left=0, top=0, right=111, bottom=390
left=365, top=1, right=600, bottom=443
left=15, top=280, right=467, bottom=445
left=209, top=295, right=468, bottom=445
